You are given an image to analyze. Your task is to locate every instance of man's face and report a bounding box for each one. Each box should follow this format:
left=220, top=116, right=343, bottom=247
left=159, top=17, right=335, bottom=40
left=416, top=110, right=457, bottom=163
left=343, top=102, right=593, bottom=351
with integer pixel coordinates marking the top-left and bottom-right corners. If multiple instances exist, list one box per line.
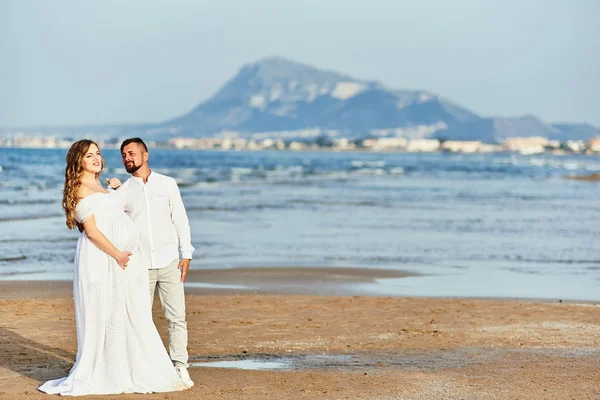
left=121, top=143, right=147, bottom=174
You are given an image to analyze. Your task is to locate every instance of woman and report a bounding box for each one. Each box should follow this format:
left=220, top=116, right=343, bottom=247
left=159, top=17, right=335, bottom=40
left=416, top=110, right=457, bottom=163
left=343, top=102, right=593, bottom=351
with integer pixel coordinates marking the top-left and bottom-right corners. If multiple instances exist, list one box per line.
left=39, top=140, right=190, bottom=395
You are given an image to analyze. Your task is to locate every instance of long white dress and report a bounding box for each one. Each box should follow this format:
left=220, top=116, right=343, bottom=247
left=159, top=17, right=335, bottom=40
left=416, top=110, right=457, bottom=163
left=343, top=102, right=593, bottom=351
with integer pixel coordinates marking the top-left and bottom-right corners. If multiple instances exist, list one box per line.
left=39, top=191, right=189, bottom=396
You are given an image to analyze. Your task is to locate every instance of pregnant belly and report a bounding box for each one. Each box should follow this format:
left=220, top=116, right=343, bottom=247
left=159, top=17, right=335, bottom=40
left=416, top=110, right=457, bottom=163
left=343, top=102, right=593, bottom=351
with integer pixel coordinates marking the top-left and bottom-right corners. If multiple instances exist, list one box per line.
left=101, top=214, right=140, bottom=252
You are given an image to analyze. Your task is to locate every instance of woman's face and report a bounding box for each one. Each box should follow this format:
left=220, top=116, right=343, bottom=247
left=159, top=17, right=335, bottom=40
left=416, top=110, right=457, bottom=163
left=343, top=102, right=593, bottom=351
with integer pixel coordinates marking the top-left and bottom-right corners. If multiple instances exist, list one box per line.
left=81, top=143, right=102, bottom=174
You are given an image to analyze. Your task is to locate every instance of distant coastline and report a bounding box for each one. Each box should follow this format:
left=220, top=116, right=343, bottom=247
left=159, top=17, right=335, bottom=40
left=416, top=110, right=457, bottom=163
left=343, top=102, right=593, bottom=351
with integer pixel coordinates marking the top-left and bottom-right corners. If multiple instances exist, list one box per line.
left=1, top=134, right=599, bottom=156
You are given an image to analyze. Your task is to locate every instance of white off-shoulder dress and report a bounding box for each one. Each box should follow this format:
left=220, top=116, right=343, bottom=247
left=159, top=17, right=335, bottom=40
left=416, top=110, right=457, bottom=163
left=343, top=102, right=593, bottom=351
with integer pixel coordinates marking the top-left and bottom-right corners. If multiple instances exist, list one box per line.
left=38, top=191, right=189, bottom=396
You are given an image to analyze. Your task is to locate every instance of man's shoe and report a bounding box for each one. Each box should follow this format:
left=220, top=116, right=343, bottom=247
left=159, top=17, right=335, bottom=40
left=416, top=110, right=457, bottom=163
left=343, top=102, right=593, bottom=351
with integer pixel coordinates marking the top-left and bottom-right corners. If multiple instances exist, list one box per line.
left=176, top=366, right=195, bottom=387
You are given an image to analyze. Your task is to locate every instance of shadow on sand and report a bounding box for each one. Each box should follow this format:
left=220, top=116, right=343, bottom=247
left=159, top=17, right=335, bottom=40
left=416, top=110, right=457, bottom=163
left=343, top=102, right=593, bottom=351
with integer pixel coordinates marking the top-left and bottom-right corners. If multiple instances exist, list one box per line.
left=0, top=327, right=75, bottom=383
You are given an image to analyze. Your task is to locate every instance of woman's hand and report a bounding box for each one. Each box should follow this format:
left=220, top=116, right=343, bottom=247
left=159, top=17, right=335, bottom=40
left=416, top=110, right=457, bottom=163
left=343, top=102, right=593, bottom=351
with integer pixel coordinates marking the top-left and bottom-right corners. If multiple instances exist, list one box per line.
left=115, top=251, right=132, bottom=270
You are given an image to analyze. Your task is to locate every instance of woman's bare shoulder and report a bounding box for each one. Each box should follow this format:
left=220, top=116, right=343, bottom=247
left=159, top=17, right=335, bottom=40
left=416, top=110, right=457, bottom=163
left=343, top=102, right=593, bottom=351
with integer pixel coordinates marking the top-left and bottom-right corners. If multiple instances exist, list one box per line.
left=77, top=185, right=94, bottom=201
left=77, top=184, right=108, bottom=203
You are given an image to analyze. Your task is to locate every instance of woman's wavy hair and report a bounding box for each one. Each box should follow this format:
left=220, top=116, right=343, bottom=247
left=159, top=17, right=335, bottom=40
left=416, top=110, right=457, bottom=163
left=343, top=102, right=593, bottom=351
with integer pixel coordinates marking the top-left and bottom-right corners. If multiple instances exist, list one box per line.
left=62, top=140, right=106, bottom=230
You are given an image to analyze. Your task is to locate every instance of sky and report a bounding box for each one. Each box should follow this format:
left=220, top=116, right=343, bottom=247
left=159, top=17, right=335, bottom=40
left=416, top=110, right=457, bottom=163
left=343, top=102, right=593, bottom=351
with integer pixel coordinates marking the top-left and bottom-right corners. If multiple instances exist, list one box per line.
left=1, top=0, right=599, bottom=127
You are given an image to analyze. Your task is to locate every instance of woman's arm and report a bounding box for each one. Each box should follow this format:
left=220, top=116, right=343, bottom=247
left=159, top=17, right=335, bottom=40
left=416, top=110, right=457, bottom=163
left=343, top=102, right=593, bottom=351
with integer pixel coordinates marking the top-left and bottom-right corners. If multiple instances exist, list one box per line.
left=82, top=215, right=131, bottom=269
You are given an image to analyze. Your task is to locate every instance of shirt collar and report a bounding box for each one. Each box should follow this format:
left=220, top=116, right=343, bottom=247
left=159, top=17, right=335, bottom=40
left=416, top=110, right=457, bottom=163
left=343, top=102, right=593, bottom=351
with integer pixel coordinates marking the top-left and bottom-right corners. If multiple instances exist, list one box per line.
left=130, top=170, right=153, bottom=185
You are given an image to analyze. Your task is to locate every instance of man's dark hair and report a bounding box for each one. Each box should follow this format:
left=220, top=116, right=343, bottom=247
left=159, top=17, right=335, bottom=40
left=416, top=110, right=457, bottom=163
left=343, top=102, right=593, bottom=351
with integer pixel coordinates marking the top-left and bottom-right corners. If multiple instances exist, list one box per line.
left=120, top=137, right=148, bottom=153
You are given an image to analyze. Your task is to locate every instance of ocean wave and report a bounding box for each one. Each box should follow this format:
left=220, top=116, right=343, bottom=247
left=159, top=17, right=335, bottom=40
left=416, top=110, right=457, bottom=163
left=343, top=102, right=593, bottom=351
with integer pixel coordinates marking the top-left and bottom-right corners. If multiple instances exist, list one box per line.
left=0, top=237, right=76, bottom=243
left=27, top=159, right=562, bottom=189
left=186, top=196, right=392, bottom=212
left=123, top=164, right=409, bottom=186
left=290, top=199, right=383, bottom=208
left=0, top=213, right=63, bottom=222
left=0, top=199, right=57, bottom=205
left=177, top=170, right=351, bottom=187
left=350, top=168, right=386, bottom=176
left=585, top=164, right=600, bottom=172
left=230, top=167, right=254, bottom=174
left=351, top=160, right=386, bottom=168
left=525, top=157, right=600, bottom=173
left=506, top=267, right=544, bottom=275
left=186, top=203, right=290, bottom=213
left=324, top=255, right=428, bottom=264
left=500, top=256, right=600, bottom=265
left=0, top=181, right=55, bottom=191
left=0, top=269, right=52, bottom=277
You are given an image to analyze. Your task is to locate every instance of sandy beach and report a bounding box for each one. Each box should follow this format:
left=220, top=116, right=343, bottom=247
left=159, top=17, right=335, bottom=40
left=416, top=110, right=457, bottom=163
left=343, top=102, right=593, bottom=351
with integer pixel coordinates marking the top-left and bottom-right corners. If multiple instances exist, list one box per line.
left=0, top=267, right=599, bottom=400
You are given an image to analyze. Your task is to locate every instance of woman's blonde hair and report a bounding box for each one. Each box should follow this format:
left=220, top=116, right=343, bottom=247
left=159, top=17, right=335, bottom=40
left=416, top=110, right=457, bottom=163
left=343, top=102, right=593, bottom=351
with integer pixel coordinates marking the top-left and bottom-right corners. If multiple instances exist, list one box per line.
left=62, top=140, right=106, bottom=230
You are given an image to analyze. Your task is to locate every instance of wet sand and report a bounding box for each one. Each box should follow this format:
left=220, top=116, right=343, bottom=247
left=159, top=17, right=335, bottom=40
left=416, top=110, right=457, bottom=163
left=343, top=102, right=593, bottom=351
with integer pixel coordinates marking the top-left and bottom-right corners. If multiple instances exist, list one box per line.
left=0, top=267, right=599, bottom=399
left=564, top=172, right=600, bottom=181
left=0, top=267, right=415, bottom=300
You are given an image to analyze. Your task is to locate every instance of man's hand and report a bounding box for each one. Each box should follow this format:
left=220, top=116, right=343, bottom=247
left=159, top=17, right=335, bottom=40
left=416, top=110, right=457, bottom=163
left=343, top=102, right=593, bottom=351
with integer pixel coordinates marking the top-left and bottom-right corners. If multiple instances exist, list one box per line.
left=105, top=177, right=122, bottom=190
left=177, top=258, right=191, bottom=282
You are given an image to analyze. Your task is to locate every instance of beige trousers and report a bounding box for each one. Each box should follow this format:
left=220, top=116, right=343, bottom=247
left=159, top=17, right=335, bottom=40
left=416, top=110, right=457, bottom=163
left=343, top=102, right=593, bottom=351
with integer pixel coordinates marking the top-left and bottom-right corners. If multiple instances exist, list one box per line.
left=149, top=259, right=189, bottom=368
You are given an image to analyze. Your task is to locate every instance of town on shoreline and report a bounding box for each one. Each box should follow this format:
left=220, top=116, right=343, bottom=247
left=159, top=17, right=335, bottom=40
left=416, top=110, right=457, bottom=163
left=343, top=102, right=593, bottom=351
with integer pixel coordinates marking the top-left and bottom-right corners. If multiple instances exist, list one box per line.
left=2, top=134, right=600, bottom=155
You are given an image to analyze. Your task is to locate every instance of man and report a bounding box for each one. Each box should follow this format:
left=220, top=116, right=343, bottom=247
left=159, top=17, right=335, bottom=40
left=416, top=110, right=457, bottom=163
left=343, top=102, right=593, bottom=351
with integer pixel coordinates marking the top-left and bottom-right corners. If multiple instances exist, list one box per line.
left=108, top=137, right=195, bottom=387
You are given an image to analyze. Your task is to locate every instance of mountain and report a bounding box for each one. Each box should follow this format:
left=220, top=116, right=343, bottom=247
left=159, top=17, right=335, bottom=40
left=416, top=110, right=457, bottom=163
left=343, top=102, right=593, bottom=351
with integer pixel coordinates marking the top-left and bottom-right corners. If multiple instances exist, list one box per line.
left=551, top=123, right=600, bottom=141
left=3, top=57, right=599, bottom=143
left=435, top=116, right=600, bottom=143
left=144, top=57, right=481, bottom=139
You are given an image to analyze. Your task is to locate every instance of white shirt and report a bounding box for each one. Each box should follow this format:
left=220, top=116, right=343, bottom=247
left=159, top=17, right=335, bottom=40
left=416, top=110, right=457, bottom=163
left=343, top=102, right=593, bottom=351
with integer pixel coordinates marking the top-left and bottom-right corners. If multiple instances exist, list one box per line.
left=114, top=171, right=195, bottom=269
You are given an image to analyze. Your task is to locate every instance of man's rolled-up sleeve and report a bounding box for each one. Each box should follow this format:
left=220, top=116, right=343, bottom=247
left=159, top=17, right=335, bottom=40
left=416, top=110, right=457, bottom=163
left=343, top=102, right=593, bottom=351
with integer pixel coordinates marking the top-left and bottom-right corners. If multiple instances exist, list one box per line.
left=168, top=178, right=195, bottom=259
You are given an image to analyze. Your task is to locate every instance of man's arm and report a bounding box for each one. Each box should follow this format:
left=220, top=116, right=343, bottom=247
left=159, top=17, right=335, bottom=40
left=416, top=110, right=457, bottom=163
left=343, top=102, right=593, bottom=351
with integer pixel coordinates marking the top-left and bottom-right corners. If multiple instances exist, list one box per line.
left=168, top=178, right=195, bottom=282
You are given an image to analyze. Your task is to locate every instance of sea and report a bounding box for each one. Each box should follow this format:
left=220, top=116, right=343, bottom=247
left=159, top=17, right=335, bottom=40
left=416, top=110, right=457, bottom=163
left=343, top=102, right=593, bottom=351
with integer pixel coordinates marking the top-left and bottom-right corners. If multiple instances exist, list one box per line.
left=0, top=147, right=599, bottom=301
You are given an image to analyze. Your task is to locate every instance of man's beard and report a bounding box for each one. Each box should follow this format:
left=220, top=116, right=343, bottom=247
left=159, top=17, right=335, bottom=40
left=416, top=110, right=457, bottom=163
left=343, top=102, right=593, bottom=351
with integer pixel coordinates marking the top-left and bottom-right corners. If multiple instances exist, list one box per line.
left=125, top=162, right=141, bottom=174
